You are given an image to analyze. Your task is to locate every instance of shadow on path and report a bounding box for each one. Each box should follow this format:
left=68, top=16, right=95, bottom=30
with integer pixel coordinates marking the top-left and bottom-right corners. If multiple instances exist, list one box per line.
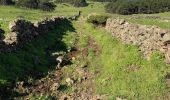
left=0, top=19, right=75, bottom=99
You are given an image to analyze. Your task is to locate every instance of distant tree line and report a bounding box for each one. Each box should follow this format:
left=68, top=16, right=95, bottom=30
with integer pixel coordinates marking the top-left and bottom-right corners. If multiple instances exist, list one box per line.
left=0, top=0, right=14, bottom=5
left=55, top=0, right=88, bottom=7
left=105, top=0, right=170, bottom=15
left=89, top=0, right=116, bottom=2
left=0, top=0, right=56, bottom=11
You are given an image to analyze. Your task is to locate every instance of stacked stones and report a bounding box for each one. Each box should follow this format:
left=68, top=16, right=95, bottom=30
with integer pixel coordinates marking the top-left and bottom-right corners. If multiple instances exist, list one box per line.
left=4, top=17, right=67, bottom=45
left=5, top=19, right=38, bottom=45
left=163, top=34, right=170, bottom=63
left=0, top=17, right=67, bottom=52
left=106, top=18, right=170, bottom=63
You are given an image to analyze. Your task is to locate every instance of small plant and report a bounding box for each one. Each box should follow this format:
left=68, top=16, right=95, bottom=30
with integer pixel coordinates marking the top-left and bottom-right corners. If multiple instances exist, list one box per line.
left=87, top=13, right=109, bottom=25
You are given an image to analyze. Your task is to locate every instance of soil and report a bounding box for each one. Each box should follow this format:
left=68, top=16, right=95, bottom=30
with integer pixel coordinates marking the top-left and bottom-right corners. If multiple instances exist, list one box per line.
left=13, top=20, right=107, bottom=100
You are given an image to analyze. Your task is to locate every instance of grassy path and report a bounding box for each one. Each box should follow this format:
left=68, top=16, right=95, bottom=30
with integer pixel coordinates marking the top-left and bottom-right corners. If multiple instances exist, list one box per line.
left=74, top=19, right=170, bottom=99
left=9, top=19, right=170, bottom=100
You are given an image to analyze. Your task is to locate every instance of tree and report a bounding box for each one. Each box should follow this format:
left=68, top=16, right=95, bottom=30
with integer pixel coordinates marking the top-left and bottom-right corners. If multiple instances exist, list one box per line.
left=39, top=2, right=56, bottom=11
left=0, top=0, right=13, bottom=5
left=16, top=0, right=39, bottom=9
left=15, top=0, right=56, bottom=11
left=105, top=0, right=170, bottom=15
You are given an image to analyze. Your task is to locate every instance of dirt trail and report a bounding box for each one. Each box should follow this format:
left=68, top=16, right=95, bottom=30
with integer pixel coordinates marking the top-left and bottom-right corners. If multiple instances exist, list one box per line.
left=13, top=19, right=108, bottom=100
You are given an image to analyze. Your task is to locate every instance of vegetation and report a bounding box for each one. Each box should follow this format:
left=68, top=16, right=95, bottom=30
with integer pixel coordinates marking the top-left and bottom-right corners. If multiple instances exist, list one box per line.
left=87, top=13, right=109, bottom=25
left=0, top=0, right=13, bottom=5
left=15, top=0, right=56, bottom=11
left=0, top=1, right=170, bottom=99
left=106, top=0, right=170, bottom=15
left=55, top=0, right=88, bottom=7
left=78, top=22, right=170, bottom=99
left=89, top=0, right=115, bottom=2
left=39, top=1, right=56, bottom=11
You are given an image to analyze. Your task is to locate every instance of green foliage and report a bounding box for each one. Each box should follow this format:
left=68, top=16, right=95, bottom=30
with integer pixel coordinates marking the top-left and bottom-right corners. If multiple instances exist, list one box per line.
left=39, top=2, right=56, bottom=11
left=0, top=0, right=13, bottom=5
left=106, top=0, right=170, bottom=15
left=16, top=0, right=39, bottom=9
left=55, top=0, right=88, bottom=7
left=87, top=14, right=109, bottom=25
left=15, top=0, right=56, bottom=11
left=0, top=19, right=75, bottom=99
left=71, top=0, right=88, bottom=7
left=89, top=0, right=116, bottom=2
left=81, top=23, right=170, bottom=99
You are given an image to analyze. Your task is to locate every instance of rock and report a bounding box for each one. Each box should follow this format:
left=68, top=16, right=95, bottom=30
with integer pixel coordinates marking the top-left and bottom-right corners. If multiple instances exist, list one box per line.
left=163, top=33, right=170, bottom=44
left=76, top=68, right=85, bottom=75
left=106, top=18, right=170, bottom=61
left=4, top=32, right=17, bottom=45
left=66, top=78, right=74, bottom=86
left=119, top=19, right=126, bottom=25
left=56, top=56, right=63, bottom=63
left=50, top=83, right=60, bottom=91
left=166, top=79, right=170, bottom=88
left=9, top=21, right=16, bottom=32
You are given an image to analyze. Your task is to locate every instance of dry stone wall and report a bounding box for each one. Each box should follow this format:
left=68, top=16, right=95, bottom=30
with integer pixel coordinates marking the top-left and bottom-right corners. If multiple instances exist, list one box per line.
left=0, top=17, right=68, bottom=52
left=106, top=18, right=170, bottom=63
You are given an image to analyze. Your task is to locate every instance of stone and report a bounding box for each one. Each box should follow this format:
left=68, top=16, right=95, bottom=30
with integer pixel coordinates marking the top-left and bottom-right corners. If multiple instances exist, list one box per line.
left=50, top=83, right=60, bottom=91
left=4, top=32, right=17, bottom=45
left=9, top=21, right=16, bottom=31
left=163, top=33, right=170, bottom=44
left=105, top=18, right=170, bottom=61
left=166, top=79, right=170, bottom=87
left=66, top=78, right=74, bottom=86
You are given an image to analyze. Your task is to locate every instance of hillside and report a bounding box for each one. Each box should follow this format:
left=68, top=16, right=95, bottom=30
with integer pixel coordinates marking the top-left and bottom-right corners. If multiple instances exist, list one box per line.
left=0, top=1, right=170, bottom=100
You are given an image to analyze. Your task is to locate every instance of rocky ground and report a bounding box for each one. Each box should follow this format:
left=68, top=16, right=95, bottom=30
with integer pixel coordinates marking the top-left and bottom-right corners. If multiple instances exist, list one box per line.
left=7, top=16, right=170, bottom=100
left=13, top=19, right=109, bottom=100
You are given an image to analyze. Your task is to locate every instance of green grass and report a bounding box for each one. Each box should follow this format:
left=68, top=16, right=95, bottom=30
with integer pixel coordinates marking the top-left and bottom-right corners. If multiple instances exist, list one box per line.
left=128, top=18, right=170, bottom=29
left=1, top=1, right=170, bottom=99
left=0, top=20, right=75, bottom=87
left=76, top=22, right=170, bottom=99
left=0, top=2, right=107, bottom=34
left=1, top=2, right=170, bottom=33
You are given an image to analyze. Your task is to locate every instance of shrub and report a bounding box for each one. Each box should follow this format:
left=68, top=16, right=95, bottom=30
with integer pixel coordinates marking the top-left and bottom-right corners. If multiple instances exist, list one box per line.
left=105, top=0, right=170, bottom=15
left=89, top=0, right=116, bottom=2
left=15, top=0, right=56, bottom=11
left=71, top=0, right=88, bottom=7
left=39, top=2, right=56, bottom=11
left=55, top=0, right=88, bottom=7
left=87, top=13, right=109, bottom=25
left=0, top=0, right=13, bottom=5
left=16, top=0, right=39, bottom=9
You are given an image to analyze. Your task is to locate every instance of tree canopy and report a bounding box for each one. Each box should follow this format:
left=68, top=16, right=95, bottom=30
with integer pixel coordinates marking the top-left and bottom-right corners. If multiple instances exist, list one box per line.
left=105, top=0, right=170, bottom=15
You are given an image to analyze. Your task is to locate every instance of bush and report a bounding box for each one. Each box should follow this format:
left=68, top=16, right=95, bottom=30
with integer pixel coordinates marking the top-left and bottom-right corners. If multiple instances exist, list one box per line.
left=89, top=0, right=116, bottom=2
left=0, top=0, right=13, bottom=5
left=39, top=2, right=56, bottom=11
left=15, top=0, right=56, bottom=11
left=55, top=0, right=88, bottom=7
left=16, top=0, right=39, bottom=9
left=105, top=0, right=170, bottom=15
left=71, top=0, right=87, bottom=7
left=87, top=13, right=109, bottom=25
